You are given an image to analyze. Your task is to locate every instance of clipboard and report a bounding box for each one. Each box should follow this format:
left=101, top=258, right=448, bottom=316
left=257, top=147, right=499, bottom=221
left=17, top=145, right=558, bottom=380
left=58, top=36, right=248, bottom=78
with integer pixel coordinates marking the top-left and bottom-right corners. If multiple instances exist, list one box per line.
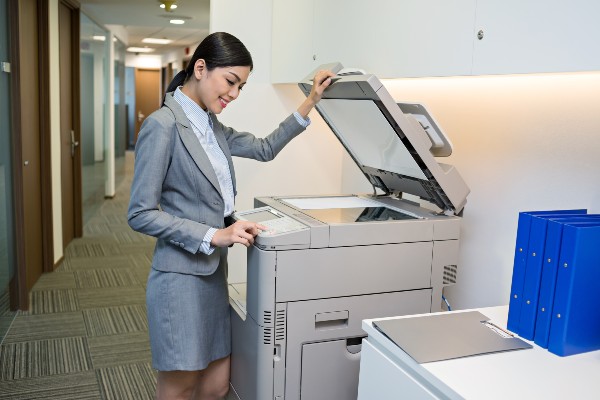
left=373, top=311, right=532, bottom=363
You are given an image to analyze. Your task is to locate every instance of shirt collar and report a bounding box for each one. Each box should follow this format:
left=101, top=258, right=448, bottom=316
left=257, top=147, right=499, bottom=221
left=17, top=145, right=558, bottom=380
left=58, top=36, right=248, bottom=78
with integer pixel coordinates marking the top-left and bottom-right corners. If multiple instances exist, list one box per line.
left=173, top=87, right=212, bottom=135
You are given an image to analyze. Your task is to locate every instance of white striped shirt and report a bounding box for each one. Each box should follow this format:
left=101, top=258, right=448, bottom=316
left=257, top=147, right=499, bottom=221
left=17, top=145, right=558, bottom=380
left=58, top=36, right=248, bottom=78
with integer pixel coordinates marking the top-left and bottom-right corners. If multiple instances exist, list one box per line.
left=173, top=87, right=310, bottom=254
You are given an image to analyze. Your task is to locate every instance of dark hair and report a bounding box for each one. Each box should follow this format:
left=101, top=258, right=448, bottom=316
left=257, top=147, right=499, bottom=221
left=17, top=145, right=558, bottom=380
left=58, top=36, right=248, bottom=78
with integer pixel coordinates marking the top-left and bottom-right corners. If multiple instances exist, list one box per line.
left=165, top=32, right=253, bottom=95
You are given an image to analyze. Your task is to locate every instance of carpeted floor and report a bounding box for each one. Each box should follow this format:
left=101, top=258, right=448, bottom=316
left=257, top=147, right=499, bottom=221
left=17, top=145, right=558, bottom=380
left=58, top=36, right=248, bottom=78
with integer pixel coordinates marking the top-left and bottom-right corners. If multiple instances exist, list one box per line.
left=0, top=152, right=158, bottom=399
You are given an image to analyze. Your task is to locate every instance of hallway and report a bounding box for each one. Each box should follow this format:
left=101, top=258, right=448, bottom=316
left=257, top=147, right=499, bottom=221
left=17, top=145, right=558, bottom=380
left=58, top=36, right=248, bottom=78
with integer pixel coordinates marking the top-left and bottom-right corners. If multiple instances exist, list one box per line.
left=0, top=152, right=157, bottom=399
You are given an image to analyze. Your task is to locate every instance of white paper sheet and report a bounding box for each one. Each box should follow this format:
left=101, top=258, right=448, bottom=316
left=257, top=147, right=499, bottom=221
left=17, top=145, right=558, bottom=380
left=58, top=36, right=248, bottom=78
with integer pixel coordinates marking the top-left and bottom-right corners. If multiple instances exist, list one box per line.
left=281, top=196, right=383, bottom=210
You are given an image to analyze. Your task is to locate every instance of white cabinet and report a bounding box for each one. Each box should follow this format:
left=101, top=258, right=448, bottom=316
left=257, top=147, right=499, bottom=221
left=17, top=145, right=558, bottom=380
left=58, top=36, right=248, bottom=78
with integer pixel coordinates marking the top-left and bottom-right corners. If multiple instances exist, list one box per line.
left=271, top=0, right=475, bottom=82
left=271, top=0, right=600, bottom=82
left=313, top=0, right=476, bottom=79
left=271, top=0, right=318, bottom=83
left=473, top=0, right=600, bottom=75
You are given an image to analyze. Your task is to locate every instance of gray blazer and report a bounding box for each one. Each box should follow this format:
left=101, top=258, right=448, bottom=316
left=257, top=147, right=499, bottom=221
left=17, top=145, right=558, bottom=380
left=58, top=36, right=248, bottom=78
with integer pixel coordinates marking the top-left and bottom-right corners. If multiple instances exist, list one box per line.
left=128, top=92, right=306, bottom=275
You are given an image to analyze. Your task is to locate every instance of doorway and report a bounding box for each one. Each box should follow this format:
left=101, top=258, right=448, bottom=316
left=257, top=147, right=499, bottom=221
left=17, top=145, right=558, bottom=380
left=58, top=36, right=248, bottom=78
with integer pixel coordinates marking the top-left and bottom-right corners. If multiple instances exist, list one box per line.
left=133, top=68, right=161, bottom=144
left=59, top=1, right=82, bottom=246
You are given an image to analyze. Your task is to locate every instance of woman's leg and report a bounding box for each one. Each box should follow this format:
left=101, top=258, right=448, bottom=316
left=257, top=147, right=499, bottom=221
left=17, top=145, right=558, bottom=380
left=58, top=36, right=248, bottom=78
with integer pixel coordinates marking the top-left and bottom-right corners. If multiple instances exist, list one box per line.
left=157, top=370, right=201, bottom=400
left=193, top=355, right=231, bottom=400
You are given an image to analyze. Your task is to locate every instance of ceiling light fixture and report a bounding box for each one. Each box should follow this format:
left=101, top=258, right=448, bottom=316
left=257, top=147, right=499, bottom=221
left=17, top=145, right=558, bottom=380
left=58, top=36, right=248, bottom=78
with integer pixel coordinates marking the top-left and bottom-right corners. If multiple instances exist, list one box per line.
left=159, top=1, right=177, bottom=12
left=127, top=47, right=156, bottom=53
left=142, top=38, right=173, bottom=45
left=170, top=19, right=185, bottom=25
left=92, top=35, right=106, bottom=41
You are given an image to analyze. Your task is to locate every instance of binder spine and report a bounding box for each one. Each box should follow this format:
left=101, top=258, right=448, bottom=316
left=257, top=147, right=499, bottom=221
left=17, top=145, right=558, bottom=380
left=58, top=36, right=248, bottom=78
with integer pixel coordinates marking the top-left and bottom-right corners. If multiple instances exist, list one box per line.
left=507, top=213, right=531, bottom=334
left=533, top=222, right=563, bottom=348
left=519, top=217, right=548, bottom=340
left=548, top=225, right=600, bottom=356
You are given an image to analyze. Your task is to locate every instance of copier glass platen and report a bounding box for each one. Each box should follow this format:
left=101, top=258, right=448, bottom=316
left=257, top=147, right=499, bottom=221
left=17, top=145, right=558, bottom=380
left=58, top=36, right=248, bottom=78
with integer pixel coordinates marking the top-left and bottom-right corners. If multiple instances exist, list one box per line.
left=228, top=63, right=470, bottom=400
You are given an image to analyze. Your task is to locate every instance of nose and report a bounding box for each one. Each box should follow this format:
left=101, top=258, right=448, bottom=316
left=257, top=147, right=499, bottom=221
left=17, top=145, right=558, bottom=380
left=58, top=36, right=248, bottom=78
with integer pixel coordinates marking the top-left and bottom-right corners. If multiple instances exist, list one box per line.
left=228, top=85, right=241, bottom=100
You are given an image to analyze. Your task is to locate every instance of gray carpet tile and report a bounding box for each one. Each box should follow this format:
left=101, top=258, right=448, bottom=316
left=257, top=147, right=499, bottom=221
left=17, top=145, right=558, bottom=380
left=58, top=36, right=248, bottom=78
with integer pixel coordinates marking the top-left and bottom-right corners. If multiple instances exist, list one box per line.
left=77, top=287, right=146, bottom=309
left=0, top=371, right=101, bottom=399
left=2, top=312, right=86, bottom=343
left=96, top=362, right=156, bottom=400
left=0, top=336, right=92, bottom=380
left=112, top=230, right=154, bottom=245
left=19, top=290, right=80, bottom=315
left=68, top=242, right=124, bottom=258
left=1, top=153, right=161, bottom=397
left=83, top=222, right=112, bottom=236
left=83, top=305, right=148, bottom=337
left=88, top=332, right=151, bottom=369
left=59, top=255, right=135, bottom=272
left=75, top=269, right=140, bottom=289
left=30, top=271, right=77, bottom=291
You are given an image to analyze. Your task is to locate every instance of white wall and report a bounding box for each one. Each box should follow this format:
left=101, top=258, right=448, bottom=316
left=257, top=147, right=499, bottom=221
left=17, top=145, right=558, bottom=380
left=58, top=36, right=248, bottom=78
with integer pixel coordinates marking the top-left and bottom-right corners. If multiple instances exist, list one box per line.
left=341, top=72, right=600, bottom=309
left=210, top=0, right=345, bottom=283
left=49, top=0, right=63, bottom=263
left=125, top=54, right=162, bottom=69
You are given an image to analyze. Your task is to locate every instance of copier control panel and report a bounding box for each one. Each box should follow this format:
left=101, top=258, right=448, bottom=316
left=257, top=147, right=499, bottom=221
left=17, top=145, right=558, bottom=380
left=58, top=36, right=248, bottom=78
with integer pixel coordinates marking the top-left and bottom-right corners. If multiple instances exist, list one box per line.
left=234, top=206, right=308, bottom=237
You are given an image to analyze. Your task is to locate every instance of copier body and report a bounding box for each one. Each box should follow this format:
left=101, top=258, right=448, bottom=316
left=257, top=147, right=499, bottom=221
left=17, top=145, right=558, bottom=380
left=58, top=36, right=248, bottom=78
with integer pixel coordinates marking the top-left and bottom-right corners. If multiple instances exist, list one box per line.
left=229, top=64, right=470, bottom=400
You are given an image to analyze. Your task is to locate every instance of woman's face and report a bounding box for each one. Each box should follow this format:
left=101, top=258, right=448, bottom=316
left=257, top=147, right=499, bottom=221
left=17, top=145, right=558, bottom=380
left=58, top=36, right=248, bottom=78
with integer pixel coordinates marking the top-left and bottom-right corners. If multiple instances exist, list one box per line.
left=189, top=60, right=251, bottom=114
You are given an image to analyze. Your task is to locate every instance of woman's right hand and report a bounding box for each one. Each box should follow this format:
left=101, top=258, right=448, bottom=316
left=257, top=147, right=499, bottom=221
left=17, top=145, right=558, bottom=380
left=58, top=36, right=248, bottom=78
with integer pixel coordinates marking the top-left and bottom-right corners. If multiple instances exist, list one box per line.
left=211, top=220, right=268, bottom=248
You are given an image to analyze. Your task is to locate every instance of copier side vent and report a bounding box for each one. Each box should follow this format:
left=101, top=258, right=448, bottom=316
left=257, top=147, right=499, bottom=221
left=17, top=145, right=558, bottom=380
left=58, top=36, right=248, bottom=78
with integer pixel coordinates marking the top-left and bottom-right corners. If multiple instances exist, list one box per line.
left=443, top=264, right=458, bottom=285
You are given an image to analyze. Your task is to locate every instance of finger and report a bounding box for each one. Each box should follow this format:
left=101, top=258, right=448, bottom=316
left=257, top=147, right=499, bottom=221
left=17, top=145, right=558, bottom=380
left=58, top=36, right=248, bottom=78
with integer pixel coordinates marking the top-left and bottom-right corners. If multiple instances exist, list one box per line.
left=248, top=224, right=268, bottom=236
left=237, top=229, right=255, bottom=244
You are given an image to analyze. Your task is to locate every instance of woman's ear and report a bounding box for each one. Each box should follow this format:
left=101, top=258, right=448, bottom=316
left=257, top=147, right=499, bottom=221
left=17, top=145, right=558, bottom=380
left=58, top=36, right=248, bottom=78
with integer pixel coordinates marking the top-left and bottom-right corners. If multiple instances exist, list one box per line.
left=194, top=59, right=206, bottom=80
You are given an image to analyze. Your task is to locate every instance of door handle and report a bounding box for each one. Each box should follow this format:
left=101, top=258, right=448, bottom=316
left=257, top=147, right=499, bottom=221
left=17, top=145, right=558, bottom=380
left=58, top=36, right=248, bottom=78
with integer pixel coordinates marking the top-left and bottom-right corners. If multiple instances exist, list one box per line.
left=71, top=130, right=79, bottom=157
left=137, top=111, right=145, bottom=122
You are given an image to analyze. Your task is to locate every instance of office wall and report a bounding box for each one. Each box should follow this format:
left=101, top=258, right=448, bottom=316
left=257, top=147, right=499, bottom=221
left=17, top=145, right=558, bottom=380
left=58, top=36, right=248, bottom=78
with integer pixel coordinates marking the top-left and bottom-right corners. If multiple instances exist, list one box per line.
left=210, top=0, right=345, bottom=283
left=49, top=0, right=63, bottom=263
left=341, top=73, right=600, bottom=309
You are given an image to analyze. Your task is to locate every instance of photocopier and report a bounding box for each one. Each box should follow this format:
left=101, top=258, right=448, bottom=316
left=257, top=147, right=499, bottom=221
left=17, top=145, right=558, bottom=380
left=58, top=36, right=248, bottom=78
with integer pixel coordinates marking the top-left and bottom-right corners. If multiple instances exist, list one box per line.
left=228, top=63, right=470, bottom=400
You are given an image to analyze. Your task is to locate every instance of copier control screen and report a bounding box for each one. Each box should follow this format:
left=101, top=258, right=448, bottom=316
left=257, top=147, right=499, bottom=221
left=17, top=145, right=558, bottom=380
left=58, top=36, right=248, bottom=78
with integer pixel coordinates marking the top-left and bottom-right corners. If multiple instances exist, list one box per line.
left=234, top=207, right=309, bottom=236
left=242, top=210, right=281, bottom=223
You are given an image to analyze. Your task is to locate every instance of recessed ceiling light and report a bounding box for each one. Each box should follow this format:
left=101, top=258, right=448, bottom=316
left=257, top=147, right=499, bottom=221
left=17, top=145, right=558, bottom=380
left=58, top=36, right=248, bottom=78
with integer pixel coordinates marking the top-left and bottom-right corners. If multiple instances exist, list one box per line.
left=170, top=19, right=185, bottom=25
left=142, top=38, right=173, bottom=45
left=127, top=47, right=155, bottom=53
left=92, top=35, right=106, bottom=41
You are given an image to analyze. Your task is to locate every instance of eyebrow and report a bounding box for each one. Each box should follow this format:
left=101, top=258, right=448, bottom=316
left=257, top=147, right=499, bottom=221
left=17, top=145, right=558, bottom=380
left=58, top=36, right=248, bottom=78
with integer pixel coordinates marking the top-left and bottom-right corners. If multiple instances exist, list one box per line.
left=227, top=71, right=245, bottom=84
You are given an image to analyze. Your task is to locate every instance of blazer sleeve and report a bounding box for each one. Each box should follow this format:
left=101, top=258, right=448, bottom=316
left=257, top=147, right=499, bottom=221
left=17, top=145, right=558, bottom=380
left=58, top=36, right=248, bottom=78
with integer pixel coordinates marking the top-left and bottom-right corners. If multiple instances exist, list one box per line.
left=217, top=113, right=306, bottom=161
left=127, top=113, right=207, bottom=254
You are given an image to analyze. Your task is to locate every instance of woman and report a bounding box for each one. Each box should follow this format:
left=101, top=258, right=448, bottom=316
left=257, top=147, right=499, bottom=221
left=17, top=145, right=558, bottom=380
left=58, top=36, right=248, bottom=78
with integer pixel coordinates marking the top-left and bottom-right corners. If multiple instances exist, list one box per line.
left=127, top=32, right=333, bottom=400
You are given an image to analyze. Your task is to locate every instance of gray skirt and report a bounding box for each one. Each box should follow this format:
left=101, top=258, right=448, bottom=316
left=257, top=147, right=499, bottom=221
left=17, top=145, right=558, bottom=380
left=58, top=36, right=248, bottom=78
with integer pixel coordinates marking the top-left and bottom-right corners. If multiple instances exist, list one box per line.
left=146, top=261, right=230, bottom=371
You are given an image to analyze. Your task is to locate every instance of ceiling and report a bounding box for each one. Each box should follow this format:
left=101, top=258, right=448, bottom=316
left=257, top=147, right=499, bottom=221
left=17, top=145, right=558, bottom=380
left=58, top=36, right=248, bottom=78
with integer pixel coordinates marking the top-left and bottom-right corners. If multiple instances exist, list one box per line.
left=79, top=0, right=210, bottom=55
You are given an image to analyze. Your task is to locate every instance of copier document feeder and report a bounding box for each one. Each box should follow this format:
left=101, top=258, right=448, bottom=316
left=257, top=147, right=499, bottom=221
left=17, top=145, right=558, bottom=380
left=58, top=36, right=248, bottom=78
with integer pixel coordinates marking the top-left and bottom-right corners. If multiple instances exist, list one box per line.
left=228, top=63, right=470, bottom=400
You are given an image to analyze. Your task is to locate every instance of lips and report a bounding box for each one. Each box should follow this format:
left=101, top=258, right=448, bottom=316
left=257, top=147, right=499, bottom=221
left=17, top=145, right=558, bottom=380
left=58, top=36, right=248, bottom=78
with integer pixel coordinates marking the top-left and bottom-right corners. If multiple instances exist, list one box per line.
left=219, top=98, right=229, bottom=109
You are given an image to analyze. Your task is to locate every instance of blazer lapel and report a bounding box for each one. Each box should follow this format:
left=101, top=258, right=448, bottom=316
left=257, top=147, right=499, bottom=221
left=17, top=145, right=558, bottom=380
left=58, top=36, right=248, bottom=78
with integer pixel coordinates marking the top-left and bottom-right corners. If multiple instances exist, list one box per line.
left=164, top=94, right=223, bottom=198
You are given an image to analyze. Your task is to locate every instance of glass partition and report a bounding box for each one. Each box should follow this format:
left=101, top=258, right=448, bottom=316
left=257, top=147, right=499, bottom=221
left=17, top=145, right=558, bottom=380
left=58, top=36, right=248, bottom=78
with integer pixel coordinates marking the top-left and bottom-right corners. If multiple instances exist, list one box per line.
left=114, top=37, right=126, bottom=188
left=80, top=13, right=109, bottom=224
left=0, top=0, right=17, bottom=342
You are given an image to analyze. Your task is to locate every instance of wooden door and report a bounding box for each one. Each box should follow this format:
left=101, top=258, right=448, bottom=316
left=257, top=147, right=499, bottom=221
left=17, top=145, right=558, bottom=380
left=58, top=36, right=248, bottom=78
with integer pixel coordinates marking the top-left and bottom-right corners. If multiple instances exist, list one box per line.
left=134, top=68, right=160, bottom=144
left=59, top=1, right=82, bottom=247
left=17, top=0, right=43, bottom=292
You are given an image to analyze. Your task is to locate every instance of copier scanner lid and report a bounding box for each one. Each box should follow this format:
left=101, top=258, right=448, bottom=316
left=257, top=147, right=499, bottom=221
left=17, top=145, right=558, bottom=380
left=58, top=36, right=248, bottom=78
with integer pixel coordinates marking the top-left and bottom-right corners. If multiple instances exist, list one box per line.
left=299, top=63, right=469, bottom=215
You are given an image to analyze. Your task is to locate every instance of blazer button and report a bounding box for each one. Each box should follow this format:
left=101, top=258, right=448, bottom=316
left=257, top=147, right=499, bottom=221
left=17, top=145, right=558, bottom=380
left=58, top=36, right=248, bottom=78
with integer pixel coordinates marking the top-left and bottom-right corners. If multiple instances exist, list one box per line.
left=180, top=243, right=185, bottom=248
